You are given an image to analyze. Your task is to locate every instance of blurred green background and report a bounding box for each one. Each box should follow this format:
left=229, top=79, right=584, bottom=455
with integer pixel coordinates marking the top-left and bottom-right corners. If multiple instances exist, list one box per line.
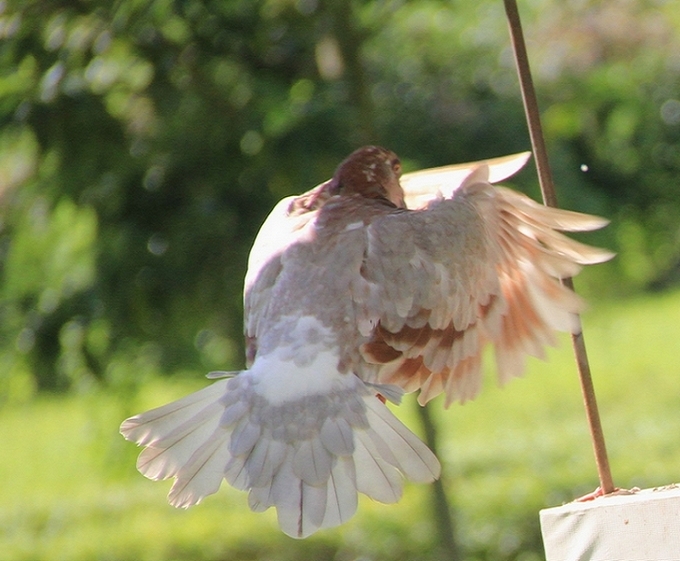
left=1, top=0, right=679, bottom=560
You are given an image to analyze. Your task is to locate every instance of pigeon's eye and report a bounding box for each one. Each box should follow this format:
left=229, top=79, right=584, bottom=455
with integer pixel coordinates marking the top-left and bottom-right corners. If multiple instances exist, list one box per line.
left=392, top=160, right=402, bottom=177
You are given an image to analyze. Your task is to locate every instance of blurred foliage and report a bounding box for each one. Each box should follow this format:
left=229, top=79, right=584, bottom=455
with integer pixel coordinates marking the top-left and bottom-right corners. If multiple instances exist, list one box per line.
left=0, top=0, right=679, bottom=395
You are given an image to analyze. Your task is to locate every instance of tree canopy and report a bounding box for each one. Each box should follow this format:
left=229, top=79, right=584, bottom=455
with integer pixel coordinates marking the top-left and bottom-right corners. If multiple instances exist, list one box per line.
left=1, top=0, right=679, bottom=399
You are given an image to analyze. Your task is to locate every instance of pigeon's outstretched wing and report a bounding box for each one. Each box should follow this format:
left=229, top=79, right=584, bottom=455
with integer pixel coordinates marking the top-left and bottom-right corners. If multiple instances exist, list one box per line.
left=357, top=165, right=613, bottom=406
left=401, top=151, right=532, bottom=209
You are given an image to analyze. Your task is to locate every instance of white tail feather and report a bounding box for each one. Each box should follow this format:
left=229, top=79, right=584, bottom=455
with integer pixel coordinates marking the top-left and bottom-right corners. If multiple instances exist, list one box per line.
left=322, top=457, right=358, bottom=528
left=353, top=430, right=403, bottom=503
left=364, top=397, right=441, bottom=482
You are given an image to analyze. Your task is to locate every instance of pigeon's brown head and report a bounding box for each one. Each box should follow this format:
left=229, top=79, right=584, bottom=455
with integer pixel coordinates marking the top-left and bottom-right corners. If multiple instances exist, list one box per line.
left=329, top=146, right=405, bottom=208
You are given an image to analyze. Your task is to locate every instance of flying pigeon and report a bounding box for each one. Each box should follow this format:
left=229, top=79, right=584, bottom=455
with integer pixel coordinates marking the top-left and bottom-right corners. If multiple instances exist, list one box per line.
left=121, top=146, right=613, bottom=538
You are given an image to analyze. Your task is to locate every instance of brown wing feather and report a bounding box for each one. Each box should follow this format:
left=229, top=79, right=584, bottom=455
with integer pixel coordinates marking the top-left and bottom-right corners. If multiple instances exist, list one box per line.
left=358, top=166, right=613, bottom=407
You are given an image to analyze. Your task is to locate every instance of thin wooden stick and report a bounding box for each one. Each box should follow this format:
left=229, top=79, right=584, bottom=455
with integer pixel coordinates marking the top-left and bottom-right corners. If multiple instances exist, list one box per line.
left=503, top=0, right=615, bottom=496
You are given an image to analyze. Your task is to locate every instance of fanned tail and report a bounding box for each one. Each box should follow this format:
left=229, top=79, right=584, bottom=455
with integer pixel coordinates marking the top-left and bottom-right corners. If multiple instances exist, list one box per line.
left=120, top=362, right=440, bottom=539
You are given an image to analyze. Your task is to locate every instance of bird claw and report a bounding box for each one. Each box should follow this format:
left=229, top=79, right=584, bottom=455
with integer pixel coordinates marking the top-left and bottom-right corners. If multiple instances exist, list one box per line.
left=574, top=486, right=640, bottom=502
left=575, top=486, right=605, bottom=502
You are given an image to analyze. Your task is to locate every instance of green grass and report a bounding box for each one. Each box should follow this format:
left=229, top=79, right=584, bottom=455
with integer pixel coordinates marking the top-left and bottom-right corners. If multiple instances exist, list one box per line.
left=2, top=290, right=680, bottom=561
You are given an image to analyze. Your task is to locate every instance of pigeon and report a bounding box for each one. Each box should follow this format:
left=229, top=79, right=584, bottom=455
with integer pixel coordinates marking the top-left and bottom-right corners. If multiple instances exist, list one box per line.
left=121, top=146, right=613, bottom=538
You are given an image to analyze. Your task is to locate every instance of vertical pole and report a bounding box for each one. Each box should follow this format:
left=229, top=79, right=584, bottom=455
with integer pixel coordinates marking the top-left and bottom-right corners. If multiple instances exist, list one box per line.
left=502, top=0, right=615, bottom=496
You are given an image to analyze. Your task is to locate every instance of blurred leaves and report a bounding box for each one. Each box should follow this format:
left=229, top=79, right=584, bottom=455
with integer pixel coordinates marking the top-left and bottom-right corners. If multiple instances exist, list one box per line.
left=0, top=0, right=679, bottom=401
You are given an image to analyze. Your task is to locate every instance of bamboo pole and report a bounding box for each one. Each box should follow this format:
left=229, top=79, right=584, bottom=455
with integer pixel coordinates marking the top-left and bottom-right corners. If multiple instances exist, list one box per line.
left=502, top=0, right=615, bottom=496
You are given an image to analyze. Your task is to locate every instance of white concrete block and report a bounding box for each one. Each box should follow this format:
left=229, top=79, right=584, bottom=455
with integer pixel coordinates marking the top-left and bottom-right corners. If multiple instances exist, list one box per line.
left=540, top=485, right=680, bottom=561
